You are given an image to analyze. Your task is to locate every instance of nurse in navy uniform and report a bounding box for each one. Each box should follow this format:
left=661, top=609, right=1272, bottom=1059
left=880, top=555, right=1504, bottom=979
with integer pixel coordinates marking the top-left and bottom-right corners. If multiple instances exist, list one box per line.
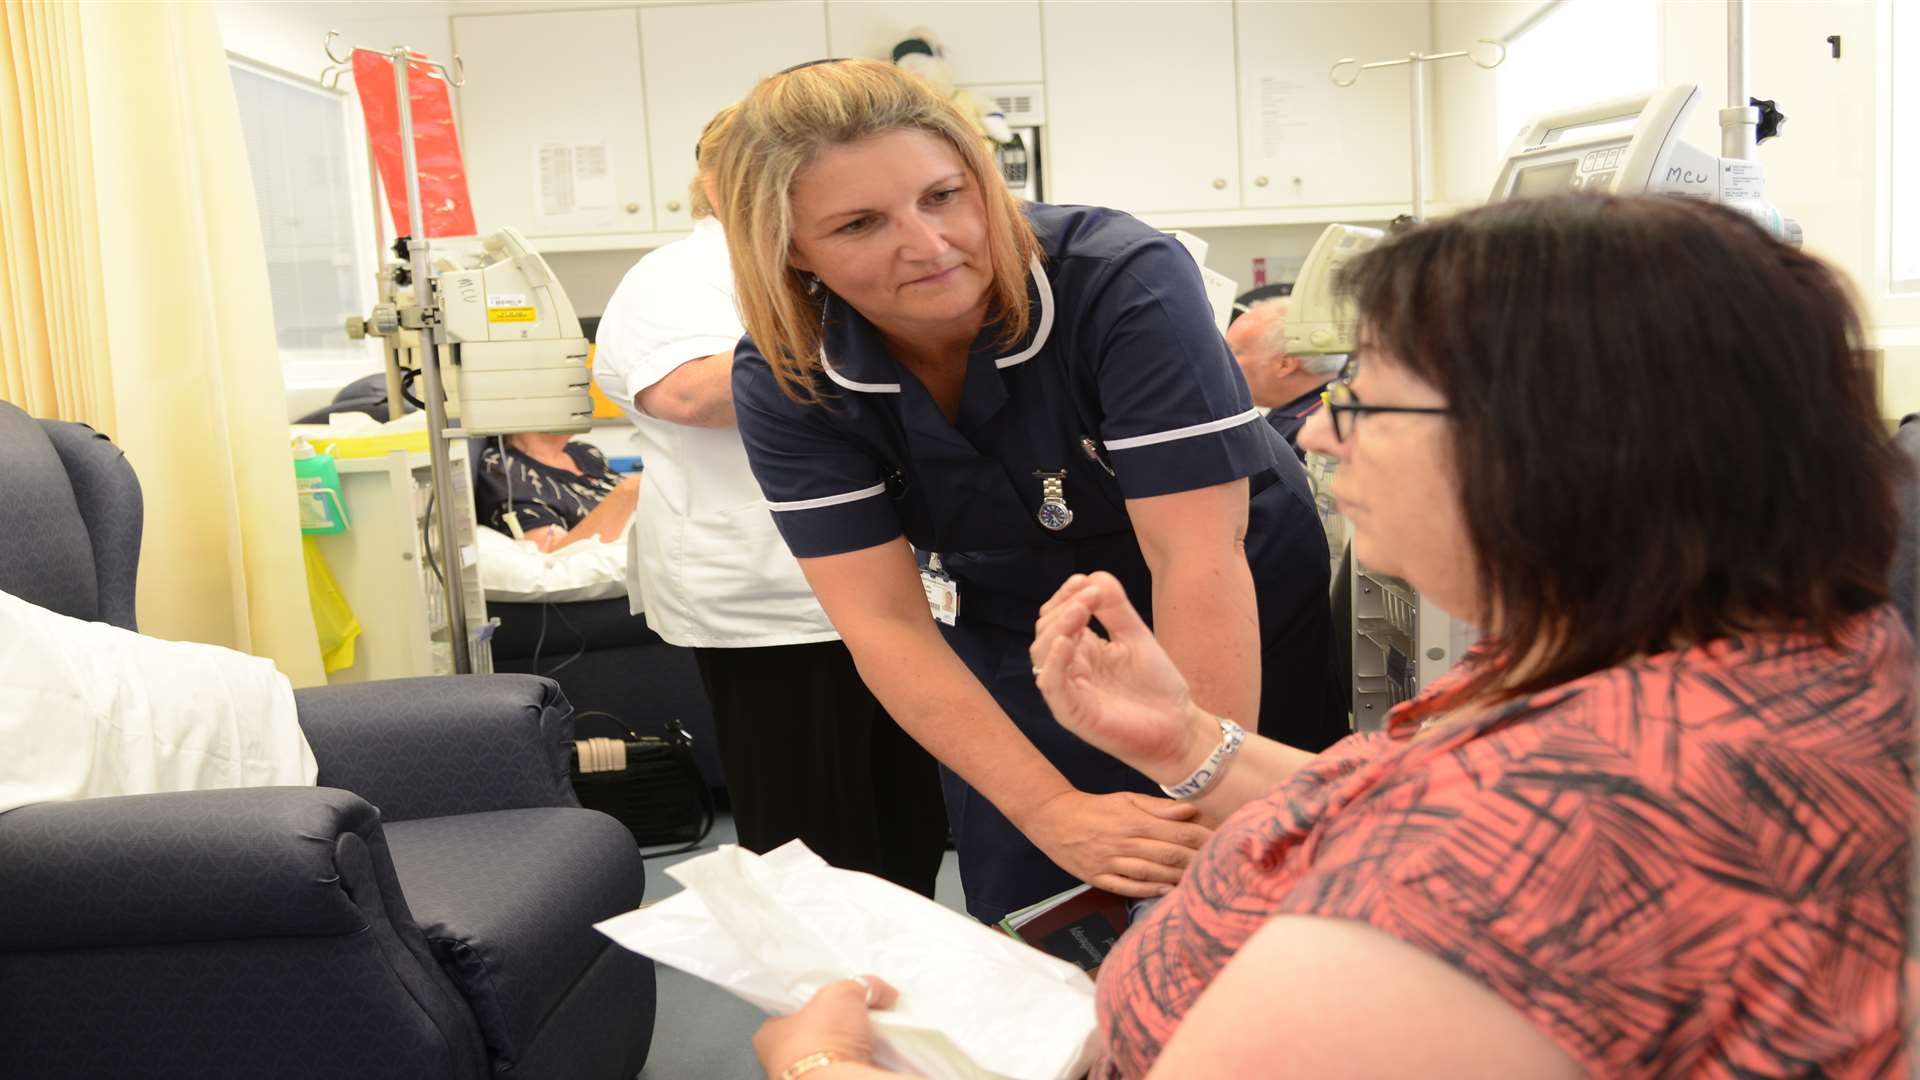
left=714, top=59, right=1346, bottom=924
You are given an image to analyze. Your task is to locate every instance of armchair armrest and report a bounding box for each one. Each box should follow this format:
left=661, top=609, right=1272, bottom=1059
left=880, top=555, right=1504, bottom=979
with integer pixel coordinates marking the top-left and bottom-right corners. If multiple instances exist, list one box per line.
left=295, top=674, right=578, bottom=822
left=0, top=786, right=382, bottom=951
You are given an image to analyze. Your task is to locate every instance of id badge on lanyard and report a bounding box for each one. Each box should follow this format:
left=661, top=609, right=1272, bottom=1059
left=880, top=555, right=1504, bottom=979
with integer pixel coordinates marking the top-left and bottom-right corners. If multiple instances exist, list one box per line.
left=920, top=552, right=959, bottom=626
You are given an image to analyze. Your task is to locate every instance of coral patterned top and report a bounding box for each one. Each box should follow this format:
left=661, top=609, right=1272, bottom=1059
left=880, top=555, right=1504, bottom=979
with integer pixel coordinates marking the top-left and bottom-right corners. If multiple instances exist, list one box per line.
left=1095, top=607, right=1914, bottom=1078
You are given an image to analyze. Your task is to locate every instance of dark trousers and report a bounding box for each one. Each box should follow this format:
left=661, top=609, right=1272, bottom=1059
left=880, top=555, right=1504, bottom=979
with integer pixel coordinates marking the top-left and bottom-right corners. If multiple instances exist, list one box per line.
left=692, top=641, right=948, bottom=898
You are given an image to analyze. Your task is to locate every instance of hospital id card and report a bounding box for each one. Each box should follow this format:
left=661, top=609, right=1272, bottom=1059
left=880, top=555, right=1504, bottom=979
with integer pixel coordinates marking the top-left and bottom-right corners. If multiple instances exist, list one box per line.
left=921, top=556, right=959, bottom=627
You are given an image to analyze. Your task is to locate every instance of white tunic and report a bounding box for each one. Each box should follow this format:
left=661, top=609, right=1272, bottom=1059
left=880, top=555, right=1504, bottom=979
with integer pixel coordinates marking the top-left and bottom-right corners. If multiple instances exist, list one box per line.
left=593, top=217, right=839, bottom=648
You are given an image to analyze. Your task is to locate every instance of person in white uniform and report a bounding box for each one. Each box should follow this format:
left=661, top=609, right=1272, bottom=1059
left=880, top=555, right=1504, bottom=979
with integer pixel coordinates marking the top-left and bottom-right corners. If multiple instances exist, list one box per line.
left=593, top=105, right=947, bottom=896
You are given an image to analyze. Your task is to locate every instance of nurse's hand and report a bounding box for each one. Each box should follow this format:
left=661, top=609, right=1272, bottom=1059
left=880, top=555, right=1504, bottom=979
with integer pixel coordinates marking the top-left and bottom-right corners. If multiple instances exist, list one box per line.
left=1030, top=572, right=1213, bottom=780
left=1023, top=790, right=1209, bottom=897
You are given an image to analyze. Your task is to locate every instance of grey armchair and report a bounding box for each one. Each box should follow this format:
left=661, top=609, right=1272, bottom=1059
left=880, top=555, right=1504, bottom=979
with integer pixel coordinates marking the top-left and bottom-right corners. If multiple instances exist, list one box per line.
left=0, top=401, right=656, bottom=1078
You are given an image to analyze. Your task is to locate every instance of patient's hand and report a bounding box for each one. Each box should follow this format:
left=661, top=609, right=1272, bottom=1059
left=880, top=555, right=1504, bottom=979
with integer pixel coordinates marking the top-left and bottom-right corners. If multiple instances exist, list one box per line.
left=754, top=976, right=898, bottom=1079
left=1030, top=573, right=1207, bottom=779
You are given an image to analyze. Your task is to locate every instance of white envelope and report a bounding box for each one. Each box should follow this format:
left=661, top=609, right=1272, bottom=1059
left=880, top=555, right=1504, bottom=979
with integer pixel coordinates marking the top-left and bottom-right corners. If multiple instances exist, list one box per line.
left=595, top=841, right=1099, bottom=1080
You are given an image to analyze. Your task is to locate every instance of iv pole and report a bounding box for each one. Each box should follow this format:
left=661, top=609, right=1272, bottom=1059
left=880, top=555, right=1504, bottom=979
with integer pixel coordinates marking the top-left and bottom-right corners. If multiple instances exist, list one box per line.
left=323, top=34, right=475, bottom=674
left=1331, top=41, right=1505, bottom=222
left=1328, top=40, right=1505, bottom=220
left=1721, top=0, right=1759, bottom=161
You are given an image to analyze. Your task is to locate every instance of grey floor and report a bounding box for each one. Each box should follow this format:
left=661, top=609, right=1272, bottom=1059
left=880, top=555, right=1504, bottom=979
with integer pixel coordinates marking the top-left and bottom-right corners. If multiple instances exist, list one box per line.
left=634, top=813, right=966, bottom=1080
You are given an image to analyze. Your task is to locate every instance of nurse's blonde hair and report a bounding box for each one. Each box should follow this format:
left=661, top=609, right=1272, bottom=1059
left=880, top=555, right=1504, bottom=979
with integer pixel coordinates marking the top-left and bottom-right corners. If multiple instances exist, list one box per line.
left=710, top=58, right=1039, bottom=404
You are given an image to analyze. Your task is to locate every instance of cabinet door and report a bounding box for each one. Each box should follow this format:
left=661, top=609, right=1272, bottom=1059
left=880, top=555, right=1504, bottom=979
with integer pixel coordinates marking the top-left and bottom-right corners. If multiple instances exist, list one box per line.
left=641, top=1, right=828, bottom=233
left=1237, top=0, right=1428, bottom=209
left=826, top=1, right=1043, bottom=85
left=453, top=9, right=653, bottom=237
left=1041, top=0, right=1240, bottom=214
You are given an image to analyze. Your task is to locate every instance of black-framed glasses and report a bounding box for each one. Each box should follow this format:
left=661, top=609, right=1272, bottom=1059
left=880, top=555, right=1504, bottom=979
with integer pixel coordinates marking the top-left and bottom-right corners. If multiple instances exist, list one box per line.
left=1319, top=380, right=1450, bottom=442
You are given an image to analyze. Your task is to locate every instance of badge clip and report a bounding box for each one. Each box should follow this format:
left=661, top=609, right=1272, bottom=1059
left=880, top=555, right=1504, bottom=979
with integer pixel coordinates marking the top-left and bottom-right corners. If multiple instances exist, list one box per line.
left=920, top=552, right=959, bottom=626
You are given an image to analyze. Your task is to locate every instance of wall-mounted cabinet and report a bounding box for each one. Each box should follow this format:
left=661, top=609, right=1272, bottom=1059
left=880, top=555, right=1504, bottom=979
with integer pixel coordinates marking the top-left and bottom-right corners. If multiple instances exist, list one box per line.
left=1237, top=1, right=1429, bottom=210
left=452, top=0, right=1433, bottom=249
left=1044, top=0, right=1431, bottom=223
left=825, top=0, right=1044, bottom=85
left=1042, top=1, right=1243, bottom=214
left=454, top=8, right=654, bottom=241
left=640, top=1, right=828, bottom=233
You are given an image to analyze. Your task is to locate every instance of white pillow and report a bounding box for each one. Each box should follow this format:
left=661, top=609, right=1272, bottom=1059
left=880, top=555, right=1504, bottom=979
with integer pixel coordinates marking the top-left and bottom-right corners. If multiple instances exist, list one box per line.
left=474, top=525, right=630, bottom=604
left=0, top=588, right=315, bottom=813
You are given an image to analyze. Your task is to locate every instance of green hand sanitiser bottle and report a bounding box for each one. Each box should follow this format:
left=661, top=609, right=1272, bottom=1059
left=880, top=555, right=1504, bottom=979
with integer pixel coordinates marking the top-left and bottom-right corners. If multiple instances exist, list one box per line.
left=292, top=438, right=350, bottom=535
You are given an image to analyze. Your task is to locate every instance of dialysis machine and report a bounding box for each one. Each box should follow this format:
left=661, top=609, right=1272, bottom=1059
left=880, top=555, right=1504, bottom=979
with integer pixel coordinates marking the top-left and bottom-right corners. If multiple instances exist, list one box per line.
left=1297, top=69, right=1798, bottom=728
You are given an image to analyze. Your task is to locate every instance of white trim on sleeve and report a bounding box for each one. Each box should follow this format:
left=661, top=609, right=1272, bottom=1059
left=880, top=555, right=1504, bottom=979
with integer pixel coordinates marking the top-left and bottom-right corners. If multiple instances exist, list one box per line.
left=1103, top=408, right=1263, bottom=451
left=765, top=483, right=888, bottom=513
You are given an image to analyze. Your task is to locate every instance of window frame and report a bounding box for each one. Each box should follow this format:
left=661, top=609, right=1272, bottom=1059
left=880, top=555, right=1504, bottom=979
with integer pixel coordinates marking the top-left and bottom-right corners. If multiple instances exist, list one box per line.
left=1877, top=0, right=1920, bottom=330
left=226, top=53, right=384, bottom=394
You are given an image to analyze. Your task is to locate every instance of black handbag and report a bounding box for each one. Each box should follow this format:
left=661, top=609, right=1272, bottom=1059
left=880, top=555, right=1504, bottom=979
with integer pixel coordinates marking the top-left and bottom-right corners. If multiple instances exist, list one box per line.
left=569, top=711, right=716, bottom=856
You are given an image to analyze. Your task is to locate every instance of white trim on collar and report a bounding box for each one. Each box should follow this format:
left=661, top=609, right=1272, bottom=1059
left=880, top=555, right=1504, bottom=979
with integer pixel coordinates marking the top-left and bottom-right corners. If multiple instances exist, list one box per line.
left=819, top=358, right=901, bottom=394
left=994, top=256, right=1054, bottom=369
left=817, top=255, right=1055, bottom=394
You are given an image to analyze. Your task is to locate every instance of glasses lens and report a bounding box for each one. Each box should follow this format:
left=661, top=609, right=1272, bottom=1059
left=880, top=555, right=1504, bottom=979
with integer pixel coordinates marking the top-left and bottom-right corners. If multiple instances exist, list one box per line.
left=1325, top=380, right=1355, bottom=441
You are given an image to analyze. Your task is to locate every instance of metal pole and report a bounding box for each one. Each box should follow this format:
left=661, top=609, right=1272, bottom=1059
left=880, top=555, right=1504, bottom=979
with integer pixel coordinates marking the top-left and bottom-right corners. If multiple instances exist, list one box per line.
left=368, top=128, right=405, bottom=419
left=391, top=46, right=473, bottom=674
left=1408, top=51, right=1427, bottom=220
left=1721, top=0, right=1757, bottom=160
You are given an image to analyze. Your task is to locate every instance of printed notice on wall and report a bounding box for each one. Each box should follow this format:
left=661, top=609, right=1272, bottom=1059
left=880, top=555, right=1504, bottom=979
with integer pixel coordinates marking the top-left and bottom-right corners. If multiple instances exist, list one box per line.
left=1248, top=72, right=1335, bottom=159
left=534, top=142, right=615, bottom=227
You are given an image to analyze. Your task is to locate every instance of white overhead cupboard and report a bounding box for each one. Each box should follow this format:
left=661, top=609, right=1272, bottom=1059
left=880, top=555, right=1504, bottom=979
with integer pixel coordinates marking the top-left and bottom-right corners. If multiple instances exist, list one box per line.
left=451, top=0, right=1432, bottom=250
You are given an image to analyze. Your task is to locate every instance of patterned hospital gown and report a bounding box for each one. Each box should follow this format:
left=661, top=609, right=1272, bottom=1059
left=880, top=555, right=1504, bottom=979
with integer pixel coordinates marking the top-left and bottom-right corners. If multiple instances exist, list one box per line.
left=1095, top=606, right=1915, bottom=1078
left=474, top=441, right=622, bottom=540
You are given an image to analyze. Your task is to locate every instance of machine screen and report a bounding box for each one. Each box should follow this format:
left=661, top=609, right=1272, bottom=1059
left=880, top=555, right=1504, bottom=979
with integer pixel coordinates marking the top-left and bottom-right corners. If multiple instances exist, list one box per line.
left=1511, top=160, right=1580, bottom=198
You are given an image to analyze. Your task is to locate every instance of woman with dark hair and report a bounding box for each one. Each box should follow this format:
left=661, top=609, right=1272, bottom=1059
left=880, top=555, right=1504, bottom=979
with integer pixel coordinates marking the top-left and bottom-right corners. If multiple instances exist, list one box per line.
left=751, top=195, right=1913, bottom=1080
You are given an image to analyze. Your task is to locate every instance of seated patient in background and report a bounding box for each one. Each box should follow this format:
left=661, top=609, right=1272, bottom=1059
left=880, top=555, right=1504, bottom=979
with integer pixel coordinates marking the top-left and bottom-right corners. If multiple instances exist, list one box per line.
left=475, top=432, right=640, bottom=553
left=1224, top=296, right=1343, bottom=458
left=751, top=194, right=1914, bottom=1080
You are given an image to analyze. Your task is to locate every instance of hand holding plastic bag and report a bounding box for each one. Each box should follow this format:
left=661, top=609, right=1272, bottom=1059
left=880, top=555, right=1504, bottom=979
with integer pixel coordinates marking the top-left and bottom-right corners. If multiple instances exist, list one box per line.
left=595, top=841, right=1099, bottom=1080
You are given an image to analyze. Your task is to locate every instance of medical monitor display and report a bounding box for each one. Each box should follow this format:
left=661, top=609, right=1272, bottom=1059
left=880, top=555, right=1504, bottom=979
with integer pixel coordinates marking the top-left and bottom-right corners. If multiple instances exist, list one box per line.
left=1511, top=160, right=1580, bottom=199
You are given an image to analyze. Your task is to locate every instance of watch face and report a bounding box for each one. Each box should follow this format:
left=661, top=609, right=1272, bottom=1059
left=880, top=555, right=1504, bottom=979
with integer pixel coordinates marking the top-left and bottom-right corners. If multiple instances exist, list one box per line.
left=1037, top=499, right=1073, bottom=531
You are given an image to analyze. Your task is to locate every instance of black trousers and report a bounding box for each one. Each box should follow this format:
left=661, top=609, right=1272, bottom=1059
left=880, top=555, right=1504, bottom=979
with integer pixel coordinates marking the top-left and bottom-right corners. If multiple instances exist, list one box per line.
left=692, top=641, right=948, bottom=898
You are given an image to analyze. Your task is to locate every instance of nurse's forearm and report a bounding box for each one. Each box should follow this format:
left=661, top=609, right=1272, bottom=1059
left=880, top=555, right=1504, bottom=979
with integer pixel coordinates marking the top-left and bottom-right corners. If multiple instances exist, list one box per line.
left=1150, top=555, right=1262, bottom=728
left=634, top=350, right=736, bottom=428
left=841, top=618, right=1074, bottom=825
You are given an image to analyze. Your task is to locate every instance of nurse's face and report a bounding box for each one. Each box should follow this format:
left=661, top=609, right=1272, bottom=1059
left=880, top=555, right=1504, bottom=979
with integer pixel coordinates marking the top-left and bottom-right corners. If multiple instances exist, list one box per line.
left=1297, top=350, right=1483, bottom=626
left=787, top=130, right=992, bottom=341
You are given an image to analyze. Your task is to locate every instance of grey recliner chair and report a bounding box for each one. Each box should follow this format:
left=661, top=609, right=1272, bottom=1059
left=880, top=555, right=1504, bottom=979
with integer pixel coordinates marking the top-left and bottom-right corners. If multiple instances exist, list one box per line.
left=0, top=401, right=656, bottom=1079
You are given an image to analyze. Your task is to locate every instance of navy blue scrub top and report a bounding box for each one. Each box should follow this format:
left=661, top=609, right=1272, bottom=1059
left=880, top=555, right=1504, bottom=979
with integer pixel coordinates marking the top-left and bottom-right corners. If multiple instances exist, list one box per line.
left=733, top=201, right=1346, bottom=923
left=733, top=202, right=1308, bottom=623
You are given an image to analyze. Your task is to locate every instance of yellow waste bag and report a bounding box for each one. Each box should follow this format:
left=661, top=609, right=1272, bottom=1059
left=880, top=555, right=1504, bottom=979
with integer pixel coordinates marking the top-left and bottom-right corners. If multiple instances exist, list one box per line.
left=303, top=536, right=362, bottom=674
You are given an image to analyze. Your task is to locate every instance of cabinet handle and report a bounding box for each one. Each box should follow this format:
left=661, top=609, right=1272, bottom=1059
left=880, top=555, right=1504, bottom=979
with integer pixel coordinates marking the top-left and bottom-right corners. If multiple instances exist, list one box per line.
left=625, top=202, right=640, bottom=214
left=666, top=200, right=682, bottom=212
left=1212, top=178, right=1227, bottom=190
left=1254, top=176, right=1269, bottom=187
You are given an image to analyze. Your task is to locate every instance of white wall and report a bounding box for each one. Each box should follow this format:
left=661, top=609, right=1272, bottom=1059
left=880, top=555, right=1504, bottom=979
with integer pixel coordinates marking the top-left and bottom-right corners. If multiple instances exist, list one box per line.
left=1432, top=0, right=1915, bottom=416
left=215, top=1, right=455, bottom=82
left=1432, top=1, right=1549, bottom=206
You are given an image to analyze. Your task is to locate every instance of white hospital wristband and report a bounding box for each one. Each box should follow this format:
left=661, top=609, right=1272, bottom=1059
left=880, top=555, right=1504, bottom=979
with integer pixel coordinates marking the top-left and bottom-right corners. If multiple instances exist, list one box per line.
left=1158, top=716, right=1245, bottom=800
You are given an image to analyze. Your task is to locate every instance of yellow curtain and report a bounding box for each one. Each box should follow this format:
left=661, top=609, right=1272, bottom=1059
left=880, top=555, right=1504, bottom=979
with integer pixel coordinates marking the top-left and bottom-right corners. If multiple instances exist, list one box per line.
left=0, top=0, right=324, bottom=687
